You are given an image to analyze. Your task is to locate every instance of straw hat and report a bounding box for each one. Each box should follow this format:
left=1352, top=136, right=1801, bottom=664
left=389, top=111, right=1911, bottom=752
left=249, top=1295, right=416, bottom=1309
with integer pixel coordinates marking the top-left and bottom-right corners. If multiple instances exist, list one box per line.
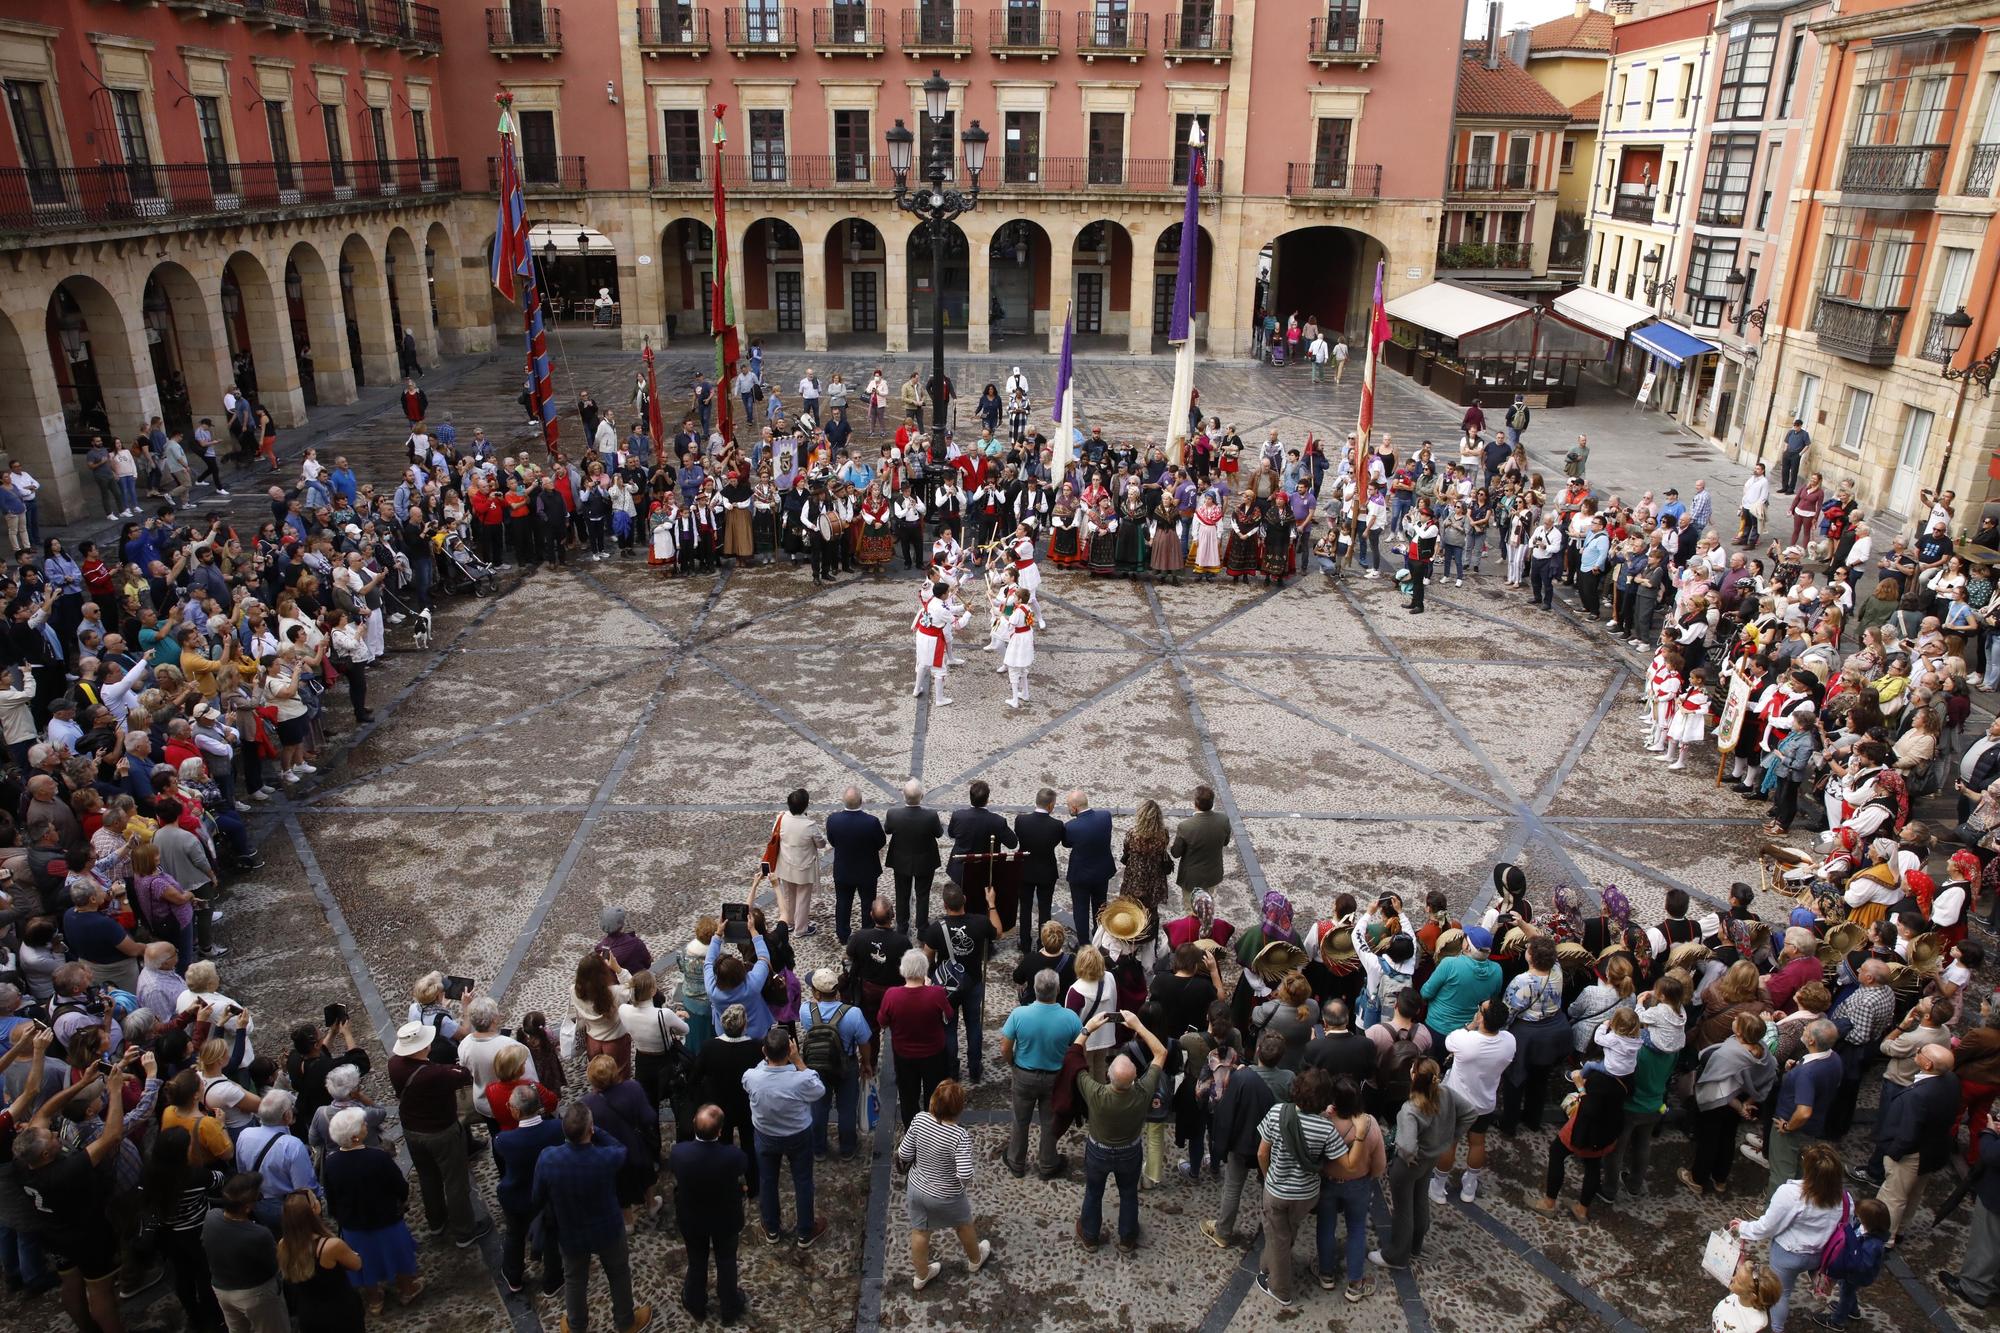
left=1555, top=941, right=1593, bottom=970
left=1667, top=940, right=1712, bottom=973
left=1098, top=898, right=1149, bottom=943
left=1909, top=932, right=1944, bottom=975
left=392, top=1021, right=437, bottom=1059
left=1825, top=922, right=1867, bottom=957
left=1250, top=940, right=1308, bottom=985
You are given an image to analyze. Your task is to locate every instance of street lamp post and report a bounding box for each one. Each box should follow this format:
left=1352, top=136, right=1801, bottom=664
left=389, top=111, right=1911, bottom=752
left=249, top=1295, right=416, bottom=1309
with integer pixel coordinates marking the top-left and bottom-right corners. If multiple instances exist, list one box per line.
left=1929, top=306, right=2000, bottom=492
left=887, top=70, right=987, bottom=469
left=1722, top=267, right=1768, bottom=331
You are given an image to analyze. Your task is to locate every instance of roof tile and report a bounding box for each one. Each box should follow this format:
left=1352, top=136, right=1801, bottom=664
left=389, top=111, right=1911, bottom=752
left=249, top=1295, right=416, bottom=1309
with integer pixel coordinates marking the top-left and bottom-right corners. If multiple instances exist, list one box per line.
left=1457, top=56, right=1576, bottom=120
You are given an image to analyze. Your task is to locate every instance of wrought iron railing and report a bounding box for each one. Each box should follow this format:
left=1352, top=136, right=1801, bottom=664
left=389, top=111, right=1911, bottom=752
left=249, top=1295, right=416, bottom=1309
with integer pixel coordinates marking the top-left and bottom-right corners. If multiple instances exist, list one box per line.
left=1812, top=292, right=1907, bottom=366
left=0, top=157, right=456, bottom=232
left=1285, top=162, right=1383, bottom=198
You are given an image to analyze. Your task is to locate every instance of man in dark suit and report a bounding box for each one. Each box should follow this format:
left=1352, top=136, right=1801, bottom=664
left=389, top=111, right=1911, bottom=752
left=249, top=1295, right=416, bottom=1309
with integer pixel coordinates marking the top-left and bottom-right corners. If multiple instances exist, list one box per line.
left=492, top=1083, right=567, bottom=1297
left=824, top=785, right=886, bottom=945
left=1061, top=788, right=1115, bottom=938
left=1871, top=1043, right=1962, bottom=1244
left=945, top=778, right=1017, bottom=893
left=1013, top=786, right=1067, bottom=953
left=1169, top=783, right=1232, bottom=913
left=667, top=1103, right=748, bottom=1323
left=883, top=778, right=944, bottom=934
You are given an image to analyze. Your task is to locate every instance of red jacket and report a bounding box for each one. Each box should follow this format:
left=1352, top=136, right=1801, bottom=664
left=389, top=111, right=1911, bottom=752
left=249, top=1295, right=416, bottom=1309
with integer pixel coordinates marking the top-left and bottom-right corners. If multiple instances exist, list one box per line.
left=470, top=492, right=505, bottom=527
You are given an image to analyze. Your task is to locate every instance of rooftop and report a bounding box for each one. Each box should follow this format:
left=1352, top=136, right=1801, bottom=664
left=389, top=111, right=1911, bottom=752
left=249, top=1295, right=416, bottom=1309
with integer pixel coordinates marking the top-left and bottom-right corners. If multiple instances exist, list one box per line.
left=1570, top=91, right=1605, bottom=123
left=1527, top=6, right=1615, bottom=54
left=1457, top=55, right=1577, bottom=120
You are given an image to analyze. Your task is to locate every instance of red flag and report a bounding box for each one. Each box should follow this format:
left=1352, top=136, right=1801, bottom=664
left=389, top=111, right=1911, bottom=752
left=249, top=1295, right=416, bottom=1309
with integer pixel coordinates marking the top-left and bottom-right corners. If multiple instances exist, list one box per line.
left=642, top=339, right=664, bottom=453
left=1357, top=260, right=1388, bottom=440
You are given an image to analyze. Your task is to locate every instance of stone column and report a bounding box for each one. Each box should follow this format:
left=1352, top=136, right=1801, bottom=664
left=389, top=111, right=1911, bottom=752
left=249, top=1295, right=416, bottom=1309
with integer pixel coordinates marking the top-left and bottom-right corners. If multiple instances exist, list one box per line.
left=0, top=306, right=84, bottom=522
left=1046, top=233, right=1074, bottom=355
left=1127, top=225, right=1158, bottom=356
left=91, top=282, right=163, bottom=443
left=347, top=262, right=398, bottom=388
left=965, top=220, right=993, bottom=354
left=885, top=227, right=911, bottom=354
left=238, top=261, right=307, bottom=428
left=803, top=225, right=830, bottom=352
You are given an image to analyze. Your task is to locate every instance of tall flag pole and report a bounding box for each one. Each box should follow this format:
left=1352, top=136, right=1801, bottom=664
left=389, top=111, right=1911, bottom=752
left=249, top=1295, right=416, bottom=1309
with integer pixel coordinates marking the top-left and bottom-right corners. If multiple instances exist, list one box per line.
left=642, top=335, right=664, bottom=453
left=1052, top=301, right=1076, bottom=487
left=709, top=102, right=740, bottom=445
left=1352, top=259, right=1392, bottom=543
left=1163, top=119, right=1205, bottom=467
left=491, top=93, right=557, bottom=457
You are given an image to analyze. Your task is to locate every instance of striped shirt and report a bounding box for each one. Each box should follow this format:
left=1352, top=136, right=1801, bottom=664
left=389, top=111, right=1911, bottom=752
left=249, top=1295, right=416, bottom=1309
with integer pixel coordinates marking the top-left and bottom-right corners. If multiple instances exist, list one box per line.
left=1257, top=1104, right=1348, bottom=1201
left=894, top=1112, right=975, bottom=1198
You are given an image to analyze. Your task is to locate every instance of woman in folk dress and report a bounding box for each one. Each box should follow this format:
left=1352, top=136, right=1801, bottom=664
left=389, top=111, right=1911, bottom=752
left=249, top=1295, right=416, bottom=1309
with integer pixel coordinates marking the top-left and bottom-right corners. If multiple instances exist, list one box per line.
left=751, top=471, right=780, bottom=560
left=1149, top=495, right=1185, bottom=584
left=1048, top=484, right=1086, bottom=567
left=859, top=482, right=895, bottom=571
left=1189, top=491, right=1225, bottom=580
left=1659, top=667, right=1711, bottom=771
left=648, top=494, right=679, bottom=572
left=1087, top=498, right=1120, bottom=577
left=1222, top=498, right=1262, bottom=580
left=1647, top=649, right=1685, bottom=753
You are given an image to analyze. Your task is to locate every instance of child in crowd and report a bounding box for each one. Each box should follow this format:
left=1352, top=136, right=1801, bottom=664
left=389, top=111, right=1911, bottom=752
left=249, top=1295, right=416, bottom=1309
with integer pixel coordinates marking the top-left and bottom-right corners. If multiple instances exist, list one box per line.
left=1634, top=975, right=1688, bottom=1055
left=1710, top=1260, right=1782, bottom=1332
left=1577, top=1006, right=1642, bottom=1080
left=1818, top=1198, right=1891, bottom=1327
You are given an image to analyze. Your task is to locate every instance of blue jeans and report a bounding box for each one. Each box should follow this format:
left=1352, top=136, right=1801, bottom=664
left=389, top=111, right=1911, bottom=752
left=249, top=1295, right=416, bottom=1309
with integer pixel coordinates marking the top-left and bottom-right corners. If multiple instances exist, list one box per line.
left=1769, top=1241, right=1818, bottom=1332
left=0, top=1224, right=48, bottom=1288
left=117, top=476, right=138, bottom=510
left=24, top=498, right=38, bottom=543
left=1441, top=545, right=1464, bottom=579
left=755, top=1127, right=815, bottom=1239
left=1318, top=1176, right=1372, bottom=1284
left=1081, top=1139, right=1142, bottom=1243
left=1830, top=1276, right=1865, bottom=1322
left=945, top=980, right=986, bottom=1081
left=1390, top=495, right=1412, bottom=534
left=810, top=1064, right=860, bottom=1156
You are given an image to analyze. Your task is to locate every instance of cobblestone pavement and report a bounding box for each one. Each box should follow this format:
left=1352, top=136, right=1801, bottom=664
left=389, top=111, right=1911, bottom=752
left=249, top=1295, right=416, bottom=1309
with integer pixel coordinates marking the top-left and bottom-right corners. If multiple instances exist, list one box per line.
left=30, top=337, right=1977, bottom=1333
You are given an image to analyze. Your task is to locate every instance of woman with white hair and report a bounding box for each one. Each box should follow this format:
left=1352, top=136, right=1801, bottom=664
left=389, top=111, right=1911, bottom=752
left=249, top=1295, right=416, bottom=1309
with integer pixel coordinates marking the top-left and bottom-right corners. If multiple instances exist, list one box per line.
left=178, top=959, right=255, bottom=1064
left=407, top=971, right=466, bottom=1040
left=309, top=1063, right=387, bottom=1158
left=320, top=1105, right=424, bottom=1315
left=137, top=939, right=188, bottom=1019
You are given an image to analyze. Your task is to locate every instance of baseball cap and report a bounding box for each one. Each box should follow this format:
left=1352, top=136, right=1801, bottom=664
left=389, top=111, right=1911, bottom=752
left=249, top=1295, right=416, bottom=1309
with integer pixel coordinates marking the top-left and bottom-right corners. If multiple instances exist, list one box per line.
left=1463, top=925, right=1493, bottom=952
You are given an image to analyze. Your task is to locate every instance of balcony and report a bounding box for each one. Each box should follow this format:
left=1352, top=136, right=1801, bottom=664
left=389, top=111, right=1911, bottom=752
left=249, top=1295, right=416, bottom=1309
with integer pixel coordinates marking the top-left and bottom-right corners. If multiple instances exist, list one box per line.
left=989, top=7, right=1059, bottom=57
left=1076, top=9, right=1147, bottom=59
left=725, top=5, right=798, bottom=52
left=901, top=7, right=970, bottom=54
left=637, top=5, right=711, bottom=51
left=1839, top=142, right=1948, bottom=200
left=1437, top=240, right=1534, bottom=272
left=1609, top=190, right=1658, bottom=222
left=487, top=155, right=588, bottom=195
left=1309, top=16, right=1381, bottom=66
left=1812, top=293, right=1907, bottom=366
left=239, top=0, right=442, bottom=50
left=1964, top=142, right=2000, bottom=195
left=644, top=151, right=1218, bottom=195
left=813, top=5, right=884, bottom=52
left=1450, top=162, right=1532, bottom=193
left=1163, top=12, right=1230, bottom=61
left=0, top=158, right=457, bottom=235
left=1284, top=162, right=1383, bottom=200
left=486, top=5, right=562, bottom=55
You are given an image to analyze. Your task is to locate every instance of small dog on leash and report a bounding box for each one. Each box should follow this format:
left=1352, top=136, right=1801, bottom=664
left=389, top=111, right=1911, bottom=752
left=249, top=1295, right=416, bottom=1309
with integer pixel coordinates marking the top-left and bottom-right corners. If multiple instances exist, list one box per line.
left=412, top=608, right=433, bottom=649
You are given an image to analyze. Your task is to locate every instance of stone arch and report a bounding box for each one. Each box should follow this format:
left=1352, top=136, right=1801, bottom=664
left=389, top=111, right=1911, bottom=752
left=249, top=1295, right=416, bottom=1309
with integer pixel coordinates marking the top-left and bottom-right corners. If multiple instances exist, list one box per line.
left=222, top=249, right=304, bottom=426
left=823, top=217, right=887, bottom=349
left=424, top=220, right=470, bottom=356
left=338, top=232, right=396, bottom=388
left=383, top=226, right=433, bottom=368
left=987, top=219, right=1053, bottom=347
left=1255, top=224, right=1390, bottom=347
left=1067, top=218, right=1134, bottom=341
left=286, top=241, right=355, bottom=407
left=5, top=296, right=80, bottom=521
left=44, top=274, right=148, bottom=453
left=742, top=217, right=804, bottom=339
left=660, top=218, right=716, bottom=340
left=1152, top=222, right=1216, bottom=353
left=905, top=219, right=970, bottom=343
left=141, top=260, right=224, bottom=437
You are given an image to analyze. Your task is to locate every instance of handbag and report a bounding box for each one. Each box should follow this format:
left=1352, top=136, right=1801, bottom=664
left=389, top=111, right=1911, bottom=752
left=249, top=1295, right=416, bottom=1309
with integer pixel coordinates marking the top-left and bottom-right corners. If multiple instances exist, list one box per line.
left=1702, top=1228, right=1744, bottom=1286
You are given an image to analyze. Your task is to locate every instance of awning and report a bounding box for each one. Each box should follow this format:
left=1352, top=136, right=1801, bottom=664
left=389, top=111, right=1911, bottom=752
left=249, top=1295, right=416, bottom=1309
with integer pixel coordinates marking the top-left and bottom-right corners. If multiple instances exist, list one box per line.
left=529, top=222, right=615, bottom=255
left=1383, top=281, right=1531, bottom=341
left=1552, top=287, right=1655, bottom=341
left=1629, top=321, right=1718, bottom=369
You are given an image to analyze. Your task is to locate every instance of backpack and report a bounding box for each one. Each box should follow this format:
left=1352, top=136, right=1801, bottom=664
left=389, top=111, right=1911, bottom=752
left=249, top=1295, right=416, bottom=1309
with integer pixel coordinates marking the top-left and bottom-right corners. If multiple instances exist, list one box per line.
left=1817, top=1192, right=1854, bottom=1274
left=930, top=923, right=969, bottom=997
left=800, top=1002, right=852, bottom=1082
left=1375, top=1026, right=1423, bottom=1106
left=1822, top=1217, right=1885, bottom=1284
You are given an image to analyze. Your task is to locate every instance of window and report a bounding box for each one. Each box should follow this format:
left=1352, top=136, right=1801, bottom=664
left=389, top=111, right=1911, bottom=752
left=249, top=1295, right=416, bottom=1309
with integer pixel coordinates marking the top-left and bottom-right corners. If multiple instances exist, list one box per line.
left=831, top=0, right=871, bottom=42
left=1560, top=139, right=1575, bottom=173
left=1794, top=373, right=1820, bottom=428
left=1589, top=234, right=1602, bottom=285
left=1002, top=110, right=1039, bottom=184
left=1613, top=73, right=1627, bottom=123
left=517, top=108, right=556, bottom=183
left=1663, top=158, right=1678, bottom=201
left=1312, top=117, right=1351, bottom=188
left=111, top=89, right=157, bottom=197
left=1685, top=237, right=1734, bottom=327
left=1506, top=134, right=1532, bottom=189
left=1838, top=386, right=1873, bottom=454
left=918, top=0, right=958, bottom=44
left=1091, top=0, right=1130, bottom=48
left=1173, top=112, right=1210, bottom=185
left=194, top=96, right=230, bottom=190
left=265, top=101, right=294, bottom=188
left=660, top=108, right=702, bottom=182
left=322, top=104, right=347, bottom=185
left=1754, top=143, right=1778, bottom=228
left=1891, top=407, right=1934, bottom=512
left=1643, top=69, right=1658, bottom=119
left=1698, top=134, right=1756, bottom=226
left=1777, top=31, right=1807, bottom=118
left=4, top=80, right=62, bottom=204
left=369, top=106, right=391, bottom=173
left=1006, top=0, right=1044, bottom=46
left=411, top=109, right=431, bottom=177
left=833, top=108, right=870, bottom=181
left=746, top=0, right=783, bottom=43
left=919, top=109, right=955, bottom=182
left=1925, top=245, right=1974, bottom=359
left=1677, top=65, right=1694, bottom=117
left=1324, top=0, right=1362, bottom=51
left=1087, top=111, right=1123, bottom=184
left=1179, top=0, right=1217, bottom=48
left=1717, top=19, right=1779, bottom=120
left=1734, top=258, right=1759, bottom=334
left=748, top=108, right=786, bottom=182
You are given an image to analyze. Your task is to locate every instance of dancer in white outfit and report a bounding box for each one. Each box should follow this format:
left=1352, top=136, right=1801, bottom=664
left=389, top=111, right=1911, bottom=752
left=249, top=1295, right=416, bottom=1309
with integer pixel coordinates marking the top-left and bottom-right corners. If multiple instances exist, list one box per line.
left=912, top=582, right=970, bottom=705
left=1003, top=592, right=1036, bottom=709
left=1659, top=668, right=1710, bottom=771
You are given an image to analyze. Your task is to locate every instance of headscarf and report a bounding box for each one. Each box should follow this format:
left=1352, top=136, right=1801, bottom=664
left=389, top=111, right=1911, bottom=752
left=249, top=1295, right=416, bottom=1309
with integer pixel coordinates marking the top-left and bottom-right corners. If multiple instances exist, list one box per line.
left=1599, top=883, right=1632, bottom=934
left=1191, top=889, right=1216, bottom=936
left=1259, top=890, right=1298, bottom=947
left=1905, top=869, right=1937, bottom=918
left=1550, top=883, right=1585, bottom=943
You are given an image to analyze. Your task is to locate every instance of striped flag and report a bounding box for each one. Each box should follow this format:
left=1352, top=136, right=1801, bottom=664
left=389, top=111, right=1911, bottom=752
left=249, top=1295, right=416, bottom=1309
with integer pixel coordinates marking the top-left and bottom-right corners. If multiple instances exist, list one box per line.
left=492, top=94, right=557, bottom=456
left=1357, top=259, right=1390, bottom=440
left=1051, top=302, right=1075, bottom=487
left=1164, top=119, right=1205, bottom=465
left=709, top=103, right=740, bottom=443
left=642, top=337, right=664, bottom=452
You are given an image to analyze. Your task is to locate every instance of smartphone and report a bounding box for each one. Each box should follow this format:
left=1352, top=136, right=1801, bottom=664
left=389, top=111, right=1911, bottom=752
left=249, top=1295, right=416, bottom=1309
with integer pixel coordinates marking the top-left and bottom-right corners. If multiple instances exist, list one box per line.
left=323, top=1003, right=349, bottom=1028
left=441, top=975, right=475, bottom=1001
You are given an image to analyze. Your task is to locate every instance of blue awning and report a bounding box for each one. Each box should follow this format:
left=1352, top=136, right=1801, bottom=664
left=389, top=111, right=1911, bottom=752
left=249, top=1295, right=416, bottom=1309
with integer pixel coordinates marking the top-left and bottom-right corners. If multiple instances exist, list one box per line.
left=1629, top=321, right=1718, bottom=369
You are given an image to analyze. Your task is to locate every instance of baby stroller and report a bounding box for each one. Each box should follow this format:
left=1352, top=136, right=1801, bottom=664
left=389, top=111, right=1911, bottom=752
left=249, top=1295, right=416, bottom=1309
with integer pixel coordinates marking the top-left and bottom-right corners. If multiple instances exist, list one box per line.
left=435, top=530, right=500, bottom=597
left=1267, top=332, right=1288, bottom=367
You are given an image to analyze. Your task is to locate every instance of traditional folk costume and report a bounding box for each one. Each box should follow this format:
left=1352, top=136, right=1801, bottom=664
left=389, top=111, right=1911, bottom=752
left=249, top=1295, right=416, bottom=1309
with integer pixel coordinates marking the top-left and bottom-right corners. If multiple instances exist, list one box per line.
left=1222, top=503, right=1262, bottom=579
left=1657, top=679, right=1710, bottom=770
left=1114, top=496, right=1149, bottom=576
left=912, top=584, right=970, bottom=706
left=647, top=498, right=679, bottom=572
left=1049, top=493, right=1086, bottom=567
left=1646, top=665, right=1683, bottom=752
left=932, top=533, right=967, bottom=588
left=859, top=495, right=894, bottom=570
left=894, top=492, right=926, bottom=569
left=1824, top=764, right=1898, bottom=854
left=1260, top=503, right=1295, bottom=585
left=1149, top=499, right=1185, bottom=580
left=1189, top=495, right=1225, bottom=577
left=751, top=482, right=780, bottom=557
left=1002, top=596, right=1036, bottom=709
left=721, top=480, right=755, bottom=560
left=1087, top=503, right=1120, bottom=577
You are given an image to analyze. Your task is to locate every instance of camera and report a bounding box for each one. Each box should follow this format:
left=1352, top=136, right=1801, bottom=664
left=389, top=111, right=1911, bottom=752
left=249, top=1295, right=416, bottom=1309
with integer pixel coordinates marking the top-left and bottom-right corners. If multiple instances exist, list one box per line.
left=323, top=1003, right=349, bottom=1028
left=441, top=975, right=475, bottom=1001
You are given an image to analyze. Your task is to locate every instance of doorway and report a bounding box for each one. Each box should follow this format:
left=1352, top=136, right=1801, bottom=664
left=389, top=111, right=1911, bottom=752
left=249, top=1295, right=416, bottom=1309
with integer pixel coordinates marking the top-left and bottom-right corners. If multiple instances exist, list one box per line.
left=775, top=270, right=803, bottom=333
left=849, top=270, right=878, bottom=333
left=1076, top=272, right=1104, bottom=334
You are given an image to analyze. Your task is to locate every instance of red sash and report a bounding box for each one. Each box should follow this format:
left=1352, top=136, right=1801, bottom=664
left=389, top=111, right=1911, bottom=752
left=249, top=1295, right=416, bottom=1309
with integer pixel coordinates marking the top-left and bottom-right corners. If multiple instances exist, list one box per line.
left=914, top=622, right=947, bottom=666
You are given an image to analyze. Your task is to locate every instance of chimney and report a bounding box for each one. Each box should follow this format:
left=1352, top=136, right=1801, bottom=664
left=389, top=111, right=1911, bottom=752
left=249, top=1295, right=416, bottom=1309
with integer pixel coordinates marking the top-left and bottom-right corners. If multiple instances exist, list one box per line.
left=1486, top=0, right=1503, bottom=68
left=1575, top=0, right=1592, bottom=16
left=1509, top=22, right=1532, bottom=67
